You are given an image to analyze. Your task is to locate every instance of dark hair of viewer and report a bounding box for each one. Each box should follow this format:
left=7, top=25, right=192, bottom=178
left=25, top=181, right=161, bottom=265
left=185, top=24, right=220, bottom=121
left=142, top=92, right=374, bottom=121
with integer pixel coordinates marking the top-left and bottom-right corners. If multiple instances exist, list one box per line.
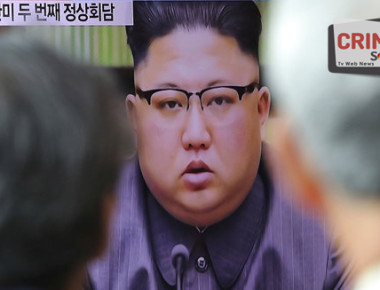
left=126, top=1, right=262, bottom=67
left=0, top=35, right=128, bottom=289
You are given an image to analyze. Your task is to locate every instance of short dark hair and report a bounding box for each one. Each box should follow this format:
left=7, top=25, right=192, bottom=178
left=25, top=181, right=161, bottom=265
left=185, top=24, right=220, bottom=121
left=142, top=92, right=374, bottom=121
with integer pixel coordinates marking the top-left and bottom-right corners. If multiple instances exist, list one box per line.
left=0, top=35, right=128, bottom=289
left=126, top=1, right=262, bottom=68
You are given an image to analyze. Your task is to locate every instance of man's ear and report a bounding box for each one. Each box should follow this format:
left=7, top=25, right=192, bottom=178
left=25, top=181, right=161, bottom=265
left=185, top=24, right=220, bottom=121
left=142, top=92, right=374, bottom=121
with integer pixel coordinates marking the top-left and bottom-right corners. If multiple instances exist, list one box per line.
left=273, top=120, right=324, bottom=212
left=257, top=86, right=271, bottom=139
left=125, top=94, right=137, bottom=131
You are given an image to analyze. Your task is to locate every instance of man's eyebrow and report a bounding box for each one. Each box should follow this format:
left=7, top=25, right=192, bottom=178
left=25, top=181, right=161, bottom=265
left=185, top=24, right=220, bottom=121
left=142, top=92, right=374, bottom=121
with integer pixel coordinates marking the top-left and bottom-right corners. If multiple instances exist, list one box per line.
left=206, top=80, right=230, bottom=87
left=147, top=79, right=237, bottom=90
left=153, top=82, right=179, bottom=89
left=135, top=82, right=179, bottom=92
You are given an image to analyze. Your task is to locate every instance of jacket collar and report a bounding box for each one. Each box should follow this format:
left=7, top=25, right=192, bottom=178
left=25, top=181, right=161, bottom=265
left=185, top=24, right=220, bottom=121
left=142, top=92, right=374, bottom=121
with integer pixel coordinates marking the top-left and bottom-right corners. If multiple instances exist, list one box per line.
left=146, top=164, right=268, bottom=288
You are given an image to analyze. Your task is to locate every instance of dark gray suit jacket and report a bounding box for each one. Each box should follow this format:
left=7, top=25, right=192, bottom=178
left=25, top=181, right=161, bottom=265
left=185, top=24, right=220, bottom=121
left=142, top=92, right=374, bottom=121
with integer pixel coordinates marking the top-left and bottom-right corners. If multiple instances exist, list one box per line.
left=88, top=158, right=351, bottom=289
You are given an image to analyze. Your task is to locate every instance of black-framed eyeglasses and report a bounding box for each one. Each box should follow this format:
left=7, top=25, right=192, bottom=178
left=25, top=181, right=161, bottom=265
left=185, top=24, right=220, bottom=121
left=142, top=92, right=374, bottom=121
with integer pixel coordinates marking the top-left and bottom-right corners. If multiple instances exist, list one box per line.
left=136, top=82, right=261, bottom=111
left=134, top=82, right=260, bottom=123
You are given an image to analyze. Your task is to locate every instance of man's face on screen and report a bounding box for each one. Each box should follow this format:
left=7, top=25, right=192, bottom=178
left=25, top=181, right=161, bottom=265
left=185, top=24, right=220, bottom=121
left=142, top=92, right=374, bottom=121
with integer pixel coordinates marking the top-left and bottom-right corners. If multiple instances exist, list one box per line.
left=127, top=28, right=270, bottom=226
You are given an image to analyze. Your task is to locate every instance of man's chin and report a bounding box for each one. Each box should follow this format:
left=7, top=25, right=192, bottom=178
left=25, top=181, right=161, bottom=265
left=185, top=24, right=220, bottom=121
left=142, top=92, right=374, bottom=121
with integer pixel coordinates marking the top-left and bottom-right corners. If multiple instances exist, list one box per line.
left=175, top=211, right=227, bottom=228
left=181, top=189, right=222, bottom=210
left=172, top=195, right=232, bottom=226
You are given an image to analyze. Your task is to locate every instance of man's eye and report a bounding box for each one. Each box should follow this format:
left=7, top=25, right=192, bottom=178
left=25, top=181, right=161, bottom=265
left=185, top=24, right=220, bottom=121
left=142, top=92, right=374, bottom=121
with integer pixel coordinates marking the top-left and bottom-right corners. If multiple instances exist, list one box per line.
left=214, top=97, right=225, bottom=105
left=208, top=96, right=232, bottom=107
left=162, top=100, right=182, bottom=109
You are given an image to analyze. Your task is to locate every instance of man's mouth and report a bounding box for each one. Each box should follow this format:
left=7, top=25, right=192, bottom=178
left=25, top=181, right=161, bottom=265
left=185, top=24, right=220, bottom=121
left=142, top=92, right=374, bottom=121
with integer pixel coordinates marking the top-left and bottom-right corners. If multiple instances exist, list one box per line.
left=183, top=160, right=212, bottom=175
left=182, top=160, right=213, bottom=190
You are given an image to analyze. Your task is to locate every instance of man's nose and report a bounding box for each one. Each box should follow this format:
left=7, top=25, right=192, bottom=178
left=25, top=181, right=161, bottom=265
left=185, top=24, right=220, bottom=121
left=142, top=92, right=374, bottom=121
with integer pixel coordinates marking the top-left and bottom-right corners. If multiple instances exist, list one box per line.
left=181, top=97, right=211, bottom=151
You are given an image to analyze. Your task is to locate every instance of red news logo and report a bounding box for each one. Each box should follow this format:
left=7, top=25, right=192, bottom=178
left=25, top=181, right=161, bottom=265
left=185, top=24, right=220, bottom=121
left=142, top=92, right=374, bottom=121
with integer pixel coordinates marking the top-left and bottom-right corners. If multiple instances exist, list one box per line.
left=328, top=20, right=380, bottom=74
left=337, top=33, right=380, bottom=60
